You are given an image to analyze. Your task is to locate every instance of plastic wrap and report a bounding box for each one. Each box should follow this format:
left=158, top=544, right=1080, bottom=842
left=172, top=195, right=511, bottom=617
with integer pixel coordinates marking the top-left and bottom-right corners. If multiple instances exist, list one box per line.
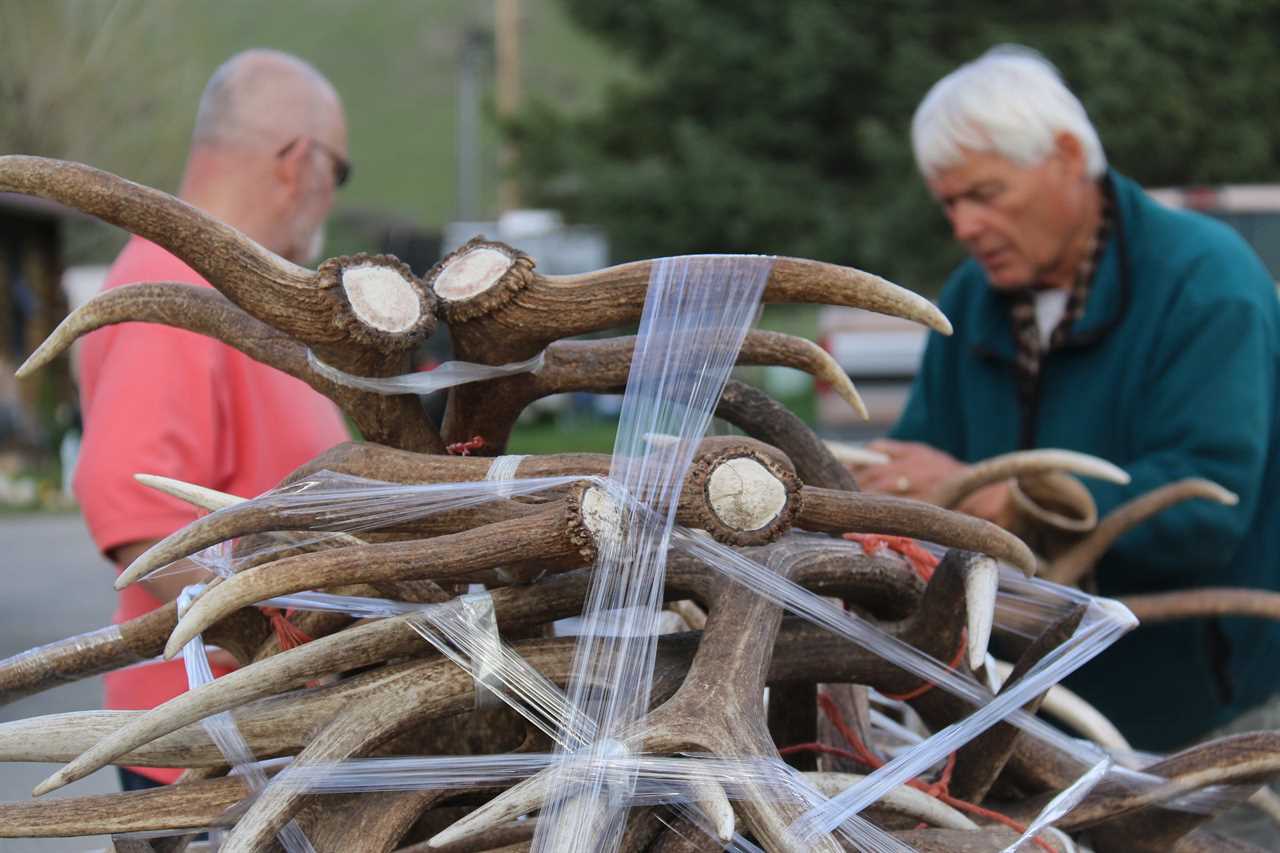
left=151, top=474, right=1232, bottom=846
left=405, top=591, right=582, bottom=736
left=231, top=470, right=584, bottom=536
left=1000, top=757, right=1111, bottom=852
left=0, top=625, right=139, bottom=699
left=118, top=253, right=1239, bottom=849
left=251, top=584, right=589, bottom=746
left=176, top=585, right=315, bottom=853
left=174, top=470, right=595, bottom=581
left=486, top=454, right=528, bottom=495
left=306, top=348, right=545, bottom=394
left=536, top=254, right=774, bottom=853
left=669, top=531, right=1238, bottom=840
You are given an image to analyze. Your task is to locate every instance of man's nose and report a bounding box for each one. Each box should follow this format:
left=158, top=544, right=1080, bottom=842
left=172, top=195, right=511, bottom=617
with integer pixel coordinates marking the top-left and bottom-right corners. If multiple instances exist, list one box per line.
left=949, top=202, right=983, bottom=243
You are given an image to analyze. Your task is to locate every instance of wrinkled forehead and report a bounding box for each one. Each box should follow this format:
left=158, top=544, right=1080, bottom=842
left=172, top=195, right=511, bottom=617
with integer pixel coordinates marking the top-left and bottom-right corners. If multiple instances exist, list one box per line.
left=924, top=148, right=1028, bottom=199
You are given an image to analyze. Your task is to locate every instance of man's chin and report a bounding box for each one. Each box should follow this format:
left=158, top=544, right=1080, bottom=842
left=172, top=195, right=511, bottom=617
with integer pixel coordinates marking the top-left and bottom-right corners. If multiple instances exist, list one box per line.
left=982, top=265, right=1033, bottom=291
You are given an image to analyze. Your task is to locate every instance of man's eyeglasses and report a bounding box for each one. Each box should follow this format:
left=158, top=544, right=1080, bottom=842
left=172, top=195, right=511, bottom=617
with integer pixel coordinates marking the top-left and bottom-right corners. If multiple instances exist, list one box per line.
left=278, top=137, right=351, bottom=188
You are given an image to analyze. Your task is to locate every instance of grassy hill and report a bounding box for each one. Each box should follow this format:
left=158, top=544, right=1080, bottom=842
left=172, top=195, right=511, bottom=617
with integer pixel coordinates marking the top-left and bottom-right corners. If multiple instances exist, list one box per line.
left=0, top=0, right=630, bottom=259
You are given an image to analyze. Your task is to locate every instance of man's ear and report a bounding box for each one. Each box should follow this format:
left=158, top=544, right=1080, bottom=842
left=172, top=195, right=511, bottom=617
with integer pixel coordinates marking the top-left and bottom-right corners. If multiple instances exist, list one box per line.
left=1054, top=132, right=1088, bottom=180
left=274, top=139, right=306, bottom=196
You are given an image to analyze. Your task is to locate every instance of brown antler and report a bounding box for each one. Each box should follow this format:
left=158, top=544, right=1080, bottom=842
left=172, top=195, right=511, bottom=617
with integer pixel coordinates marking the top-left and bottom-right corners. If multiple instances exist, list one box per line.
left=437, top=330, right=868, bottom=453
left=1046, top=478, right=1239, bottom=585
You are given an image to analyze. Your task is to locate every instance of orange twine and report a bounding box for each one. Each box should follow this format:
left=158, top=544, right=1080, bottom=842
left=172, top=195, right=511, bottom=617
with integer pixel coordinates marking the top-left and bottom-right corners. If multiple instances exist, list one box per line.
left=844, top=532, right=940, bottom=581
left=261, top=607, right=313, bottom=650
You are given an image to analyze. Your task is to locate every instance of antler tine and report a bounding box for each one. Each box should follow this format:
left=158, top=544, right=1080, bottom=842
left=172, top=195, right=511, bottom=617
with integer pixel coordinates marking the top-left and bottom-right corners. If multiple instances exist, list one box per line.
left=0, top=607, right=175, bottom=707
left=163, top=451, right=804, bottom=659
left=1120, top=587, right=1280, bottom=624
left=987, top=659, right=1132, bottom=752
left=16, top=283, right=306, bottom=380
left=0, top=155, right=309, bottom=297
left=160, top=504, right=589, bottom=659
left=428, top=239, right=949, bottom=366
left=1046, top=478, right=1239, bottom=585
left=0, top=156, right=437, bottom=360
left=134, top=473, right=242, bottom=513
left=931, top=449, right=1130, bottom=510
left=804, top=772, right=977, bottom=830
left=798, top=486, right=1037, bottom=575
left=39, top=567, right=598, bottom=796
left=716, top=380, right=860, bottom=492
left=0, top=775, right=250, bottom=838
left=442, top=330, right=867, bottom=452
left=1048, top=731, right=1280, bottom=833
left=0, top=710, right=231, bottom=768
left=115, top=483, right=539, bottom=591
left=893, top=826, right=1074, bottom=852
left=1, top=589, right=267, bottom=709
left=15, top=282, right=444, bottom=451
left=122, top=437, right=795, bottom=590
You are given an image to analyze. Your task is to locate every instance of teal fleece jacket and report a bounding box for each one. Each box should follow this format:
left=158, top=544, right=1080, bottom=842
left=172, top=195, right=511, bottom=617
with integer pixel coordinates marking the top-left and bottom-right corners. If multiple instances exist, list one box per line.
left=892, top=170, right=1280, bottom=750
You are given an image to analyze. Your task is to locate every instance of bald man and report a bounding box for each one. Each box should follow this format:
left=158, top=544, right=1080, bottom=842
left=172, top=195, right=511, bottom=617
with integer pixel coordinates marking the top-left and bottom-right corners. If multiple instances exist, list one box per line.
left=73, top=50, right=352, bottom=789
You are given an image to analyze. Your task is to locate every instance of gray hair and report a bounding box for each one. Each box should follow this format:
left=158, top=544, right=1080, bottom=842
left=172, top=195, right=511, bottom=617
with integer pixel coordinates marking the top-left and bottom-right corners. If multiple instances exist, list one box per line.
left=911, top=45, right=1106, bottom=179
left=191, top=49, right=336, bottom=149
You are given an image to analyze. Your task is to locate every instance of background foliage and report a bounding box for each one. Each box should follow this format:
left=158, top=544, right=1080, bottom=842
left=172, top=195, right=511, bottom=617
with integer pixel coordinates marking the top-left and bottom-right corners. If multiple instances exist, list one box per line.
left=514, top=0, right=1280, bottom=291
left=0, top=0, right=626, bottom=262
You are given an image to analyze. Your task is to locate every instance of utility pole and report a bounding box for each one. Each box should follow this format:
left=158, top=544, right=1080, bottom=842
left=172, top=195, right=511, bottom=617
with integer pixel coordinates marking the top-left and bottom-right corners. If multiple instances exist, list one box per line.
left=495, top=0, right=521, bottom=212
left=456, top=28, right=487, bottom=221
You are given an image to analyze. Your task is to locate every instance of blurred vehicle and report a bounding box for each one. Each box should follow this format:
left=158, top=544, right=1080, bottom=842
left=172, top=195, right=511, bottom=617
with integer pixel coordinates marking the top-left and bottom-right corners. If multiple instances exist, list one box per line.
left=1147, top=184, right=1280, bottom=282
left=816, top=307, right=926, bottom=439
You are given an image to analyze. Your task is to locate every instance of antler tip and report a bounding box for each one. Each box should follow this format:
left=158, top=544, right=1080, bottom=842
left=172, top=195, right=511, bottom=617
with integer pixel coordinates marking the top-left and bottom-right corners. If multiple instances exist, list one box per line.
left=14, top=349, right=47, bottom=379
left=162, top=632, right=189, bottom=661
left=116, top=542, right=169, bottom=589
left=425, top=828, right=459, bottom=848
left=31, top=773, right=64, bottom=798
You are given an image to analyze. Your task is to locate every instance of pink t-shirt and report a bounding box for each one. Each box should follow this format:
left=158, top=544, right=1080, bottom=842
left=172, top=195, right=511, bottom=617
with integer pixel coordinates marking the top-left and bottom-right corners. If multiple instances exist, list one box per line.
left=74, top=236, right=350, bottom=782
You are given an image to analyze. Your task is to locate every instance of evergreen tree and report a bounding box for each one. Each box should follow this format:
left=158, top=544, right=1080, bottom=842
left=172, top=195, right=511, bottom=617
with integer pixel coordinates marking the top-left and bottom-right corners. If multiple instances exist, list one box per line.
left=514, top=1, right=1280, bottom=290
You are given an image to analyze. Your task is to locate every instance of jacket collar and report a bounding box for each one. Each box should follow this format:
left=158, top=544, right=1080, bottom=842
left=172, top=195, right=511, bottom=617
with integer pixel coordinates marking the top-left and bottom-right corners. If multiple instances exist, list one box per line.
left=971, top=169, right=1133, bottom=363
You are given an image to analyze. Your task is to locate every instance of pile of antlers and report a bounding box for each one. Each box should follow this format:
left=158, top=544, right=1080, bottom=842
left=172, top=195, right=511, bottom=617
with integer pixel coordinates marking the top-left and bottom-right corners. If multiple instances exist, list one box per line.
left=0, top=155, right=1278, bottom=853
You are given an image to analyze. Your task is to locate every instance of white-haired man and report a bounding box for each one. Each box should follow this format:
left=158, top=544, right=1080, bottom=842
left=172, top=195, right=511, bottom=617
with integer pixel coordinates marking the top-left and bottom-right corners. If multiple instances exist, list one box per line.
left=860, top=46, right=1280, bottom=751
left=74, top=50, right=352, bottom=789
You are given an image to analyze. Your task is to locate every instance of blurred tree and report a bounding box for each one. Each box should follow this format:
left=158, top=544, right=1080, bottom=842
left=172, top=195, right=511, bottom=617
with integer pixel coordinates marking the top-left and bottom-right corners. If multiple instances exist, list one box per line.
left=0, top=0, right=200, bottom=260
left=513, top=0, right=1280, bottom=291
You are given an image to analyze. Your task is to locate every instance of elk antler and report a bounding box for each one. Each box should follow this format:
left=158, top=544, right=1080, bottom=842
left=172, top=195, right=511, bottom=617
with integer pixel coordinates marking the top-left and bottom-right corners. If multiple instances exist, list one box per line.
left=930, top=449, right=1129, bottom=510
left=438, top=330, right=868, bottom=453
left=118, top=438, right=801, bottom=589
left=1, top=155, right=445, bottom=451
left=1045, top=478, right=1239, bottom=585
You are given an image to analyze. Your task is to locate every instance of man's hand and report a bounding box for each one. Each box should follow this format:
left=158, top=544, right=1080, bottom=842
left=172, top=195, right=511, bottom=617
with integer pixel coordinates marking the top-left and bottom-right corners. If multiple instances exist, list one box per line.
left=854, top=439, right=1015, bottom=528
left=856, top=439, right=966, bottom=501
left=110, top=539, right=239, bottom=670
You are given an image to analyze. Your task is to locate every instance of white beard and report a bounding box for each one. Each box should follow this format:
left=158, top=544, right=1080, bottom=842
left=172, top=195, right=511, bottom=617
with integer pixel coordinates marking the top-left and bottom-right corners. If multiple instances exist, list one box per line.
left=303, top=223, right=327, bottom=265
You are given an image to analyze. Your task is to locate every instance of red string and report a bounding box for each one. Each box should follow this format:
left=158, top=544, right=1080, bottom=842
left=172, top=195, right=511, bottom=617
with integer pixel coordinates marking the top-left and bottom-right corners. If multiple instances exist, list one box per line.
left=260, top=607, right=313, bottom=650
left=777, top=741, right=872, bottom=767
left=446, top=435, right=487, bottom=456
left=879, top=635, right=968, bottom=702
left=844, top=530, right=964, bottom=702
left=816, top=692, right=882, bottom=767
left=844, top=532, right=940, bottom=581
left=779, top=690, right=1057, bottom=852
